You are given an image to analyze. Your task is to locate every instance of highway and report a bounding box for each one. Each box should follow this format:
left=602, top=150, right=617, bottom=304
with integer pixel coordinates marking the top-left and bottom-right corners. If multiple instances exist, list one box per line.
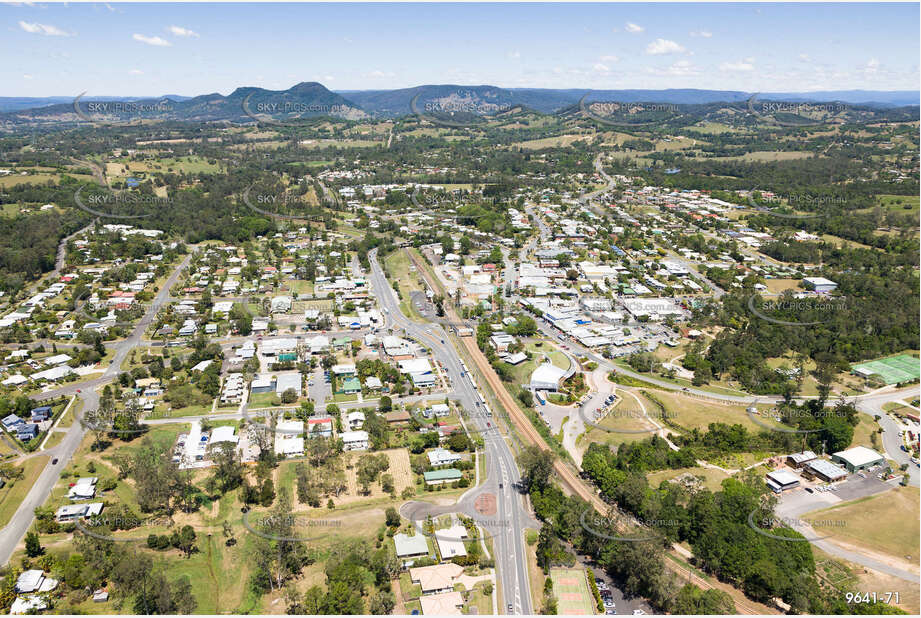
left=368, top=249, right=535, bottom=615
left=0, top=251, right=194, bottom=565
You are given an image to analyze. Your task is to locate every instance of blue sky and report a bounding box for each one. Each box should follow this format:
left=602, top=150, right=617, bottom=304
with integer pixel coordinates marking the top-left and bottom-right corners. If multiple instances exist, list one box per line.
left=3, top=2, right=918, bottom=97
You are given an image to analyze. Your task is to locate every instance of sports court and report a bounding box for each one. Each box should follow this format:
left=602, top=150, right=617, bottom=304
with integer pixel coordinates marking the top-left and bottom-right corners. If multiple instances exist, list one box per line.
left=851, top=354, right=920, bottom=385
left=550, top=567, right=594, bottom=615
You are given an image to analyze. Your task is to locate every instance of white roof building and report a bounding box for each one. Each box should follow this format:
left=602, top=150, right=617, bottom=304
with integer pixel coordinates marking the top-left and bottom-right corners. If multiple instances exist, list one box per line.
left=435, top=523, right=468, bottom=559
left=529, top=362, right=568, bottom=392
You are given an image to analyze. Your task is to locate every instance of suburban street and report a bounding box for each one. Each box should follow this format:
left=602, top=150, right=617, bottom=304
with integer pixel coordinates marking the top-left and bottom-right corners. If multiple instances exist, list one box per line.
left=368, top=249, right=536, bottom=615
left=0, top=250, right=194, bottom=564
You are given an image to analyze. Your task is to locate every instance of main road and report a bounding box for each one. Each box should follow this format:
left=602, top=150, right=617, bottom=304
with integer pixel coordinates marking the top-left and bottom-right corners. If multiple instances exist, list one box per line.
left=368, top=249, right=535, bottom=615
left=0, top=250, right=194, bottom=565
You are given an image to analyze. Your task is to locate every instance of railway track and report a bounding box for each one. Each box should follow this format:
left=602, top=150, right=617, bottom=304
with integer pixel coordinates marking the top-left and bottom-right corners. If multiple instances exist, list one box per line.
left=403, top=247, right=775, bottom=615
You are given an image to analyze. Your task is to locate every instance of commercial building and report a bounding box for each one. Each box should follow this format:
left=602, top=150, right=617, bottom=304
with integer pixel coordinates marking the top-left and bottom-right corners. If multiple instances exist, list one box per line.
left=831, top=446, right=885, bottom=472
left=803, top=276, right=838, bottom=293
left=786, top=451, right=818, bottom=468
left=529, top=362, right=568, bottom=392
left=804, top=459, right=848, bottom=482
left=765, top=469, right=801, bottom=493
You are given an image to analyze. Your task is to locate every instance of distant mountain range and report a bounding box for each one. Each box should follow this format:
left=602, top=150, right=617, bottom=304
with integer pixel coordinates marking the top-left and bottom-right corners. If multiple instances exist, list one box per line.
left=1, top=82, right=917, bottom=123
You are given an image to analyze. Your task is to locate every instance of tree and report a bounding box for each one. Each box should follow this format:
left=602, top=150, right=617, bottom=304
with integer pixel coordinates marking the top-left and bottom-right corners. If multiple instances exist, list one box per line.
left=24, top=532, right=42, bottom=557
left=378, top=396, right=392, bottom=413
left=211, top=441, right=244, bottom=494
left=385, top=507, right=400, bottom=527
left=518, top=445, right=554, bottom=491
left=280, top=388, right=297, bottom=404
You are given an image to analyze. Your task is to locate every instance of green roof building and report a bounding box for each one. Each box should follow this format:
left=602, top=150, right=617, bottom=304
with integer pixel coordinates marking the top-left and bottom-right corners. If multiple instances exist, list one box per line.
left=423, top=468, right=462, bottom=485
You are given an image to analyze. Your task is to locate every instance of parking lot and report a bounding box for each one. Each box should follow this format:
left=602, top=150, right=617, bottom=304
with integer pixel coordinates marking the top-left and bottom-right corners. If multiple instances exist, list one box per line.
left=591, top=567, right=653, bottom=615
left=776, top=468, right=900, bottom=520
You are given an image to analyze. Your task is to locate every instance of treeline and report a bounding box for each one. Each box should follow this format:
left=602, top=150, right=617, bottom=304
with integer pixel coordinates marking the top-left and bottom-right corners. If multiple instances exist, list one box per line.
left=695, top=280, right=918, bottom=394
left=571, top=443, right=904, bottom=614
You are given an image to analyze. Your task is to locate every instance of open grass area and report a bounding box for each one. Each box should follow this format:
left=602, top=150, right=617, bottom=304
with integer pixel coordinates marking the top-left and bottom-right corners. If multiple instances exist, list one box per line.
left=643, top=389, right=779, bottom=434
left=811, top=546, right=919, bottom=614
left=806, top=486, right=920, bottom=564
left=0, top=455, right=48, bottom=527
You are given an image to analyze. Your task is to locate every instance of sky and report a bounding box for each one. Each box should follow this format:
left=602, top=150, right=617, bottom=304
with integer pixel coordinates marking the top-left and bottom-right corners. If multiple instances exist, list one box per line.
left=2, top=2, right=919, bottom=97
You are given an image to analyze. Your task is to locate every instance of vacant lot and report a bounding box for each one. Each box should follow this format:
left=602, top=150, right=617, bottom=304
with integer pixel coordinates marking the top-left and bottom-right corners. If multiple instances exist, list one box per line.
left=807, top=486, right=920, bottom=564
left=337, top=448, right=413, bottom=506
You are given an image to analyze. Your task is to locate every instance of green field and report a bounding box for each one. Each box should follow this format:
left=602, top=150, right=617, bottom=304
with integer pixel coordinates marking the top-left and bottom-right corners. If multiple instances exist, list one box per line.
left=551, top=567, right=594, bottom=615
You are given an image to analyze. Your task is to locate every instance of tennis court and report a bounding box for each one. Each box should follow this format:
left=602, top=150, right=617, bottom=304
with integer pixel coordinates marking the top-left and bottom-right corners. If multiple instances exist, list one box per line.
left=551, top=567, right=594, bottom=615
left=852, top=354, right=920, bottom=385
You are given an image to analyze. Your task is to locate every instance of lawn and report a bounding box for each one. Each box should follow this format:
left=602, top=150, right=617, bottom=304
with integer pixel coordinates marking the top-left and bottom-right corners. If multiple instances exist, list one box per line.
left=805, top=486, right=920, bottom=563
left=550, top=567, right=594, bottom=615
left=247, top=391, right=281, bottom=408
left=0, top=455, right=48, bottom=527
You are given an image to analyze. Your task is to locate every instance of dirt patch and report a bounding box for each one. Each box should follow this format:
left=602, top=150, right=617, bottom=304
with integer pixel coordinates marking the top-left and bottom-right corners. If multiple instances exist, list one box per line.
left=336, top=448, right=413, bottom=506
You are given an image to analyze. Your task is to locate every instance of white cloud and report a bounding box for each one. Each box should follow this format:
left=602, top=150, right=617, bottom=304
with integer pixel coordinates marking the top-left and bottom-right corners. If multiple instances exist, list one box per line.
left=367, top=70, right=395, bottom=79
left=625, top=22, right=644, bottom=33
left=600, top=55, right=619, bottom=63
left=798, top=53, right=810, bottom=62
left=129, top=69, right=144, bottom=75
left=720, top=60, right=755, bottom=72
left=508, top=50, right=521, bottom=59
left=19, top=21, right=72, bottom=37
left=648, top=60, right=699, bottom=77
left=645, top=38, right=685, bottom=55
left=22, top=74, right=33, bottom=80
left=866, top=58, right=880, bottom=73
left=167, top=26, right=198, bottom=39
left=690, top=30, right=712, bottom=38
left=133, top=33, right=172, bottom=47
left=168, top=25, right=199, bottom=38
left=593, top=63, right=610, bottom=73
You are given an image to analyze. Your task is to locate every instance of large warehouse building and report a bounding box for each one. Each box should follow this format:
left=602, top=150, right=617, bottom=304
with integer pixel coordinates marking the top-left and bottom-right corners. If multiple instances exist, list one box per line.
left=831, top=446, right=885, bottom=472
